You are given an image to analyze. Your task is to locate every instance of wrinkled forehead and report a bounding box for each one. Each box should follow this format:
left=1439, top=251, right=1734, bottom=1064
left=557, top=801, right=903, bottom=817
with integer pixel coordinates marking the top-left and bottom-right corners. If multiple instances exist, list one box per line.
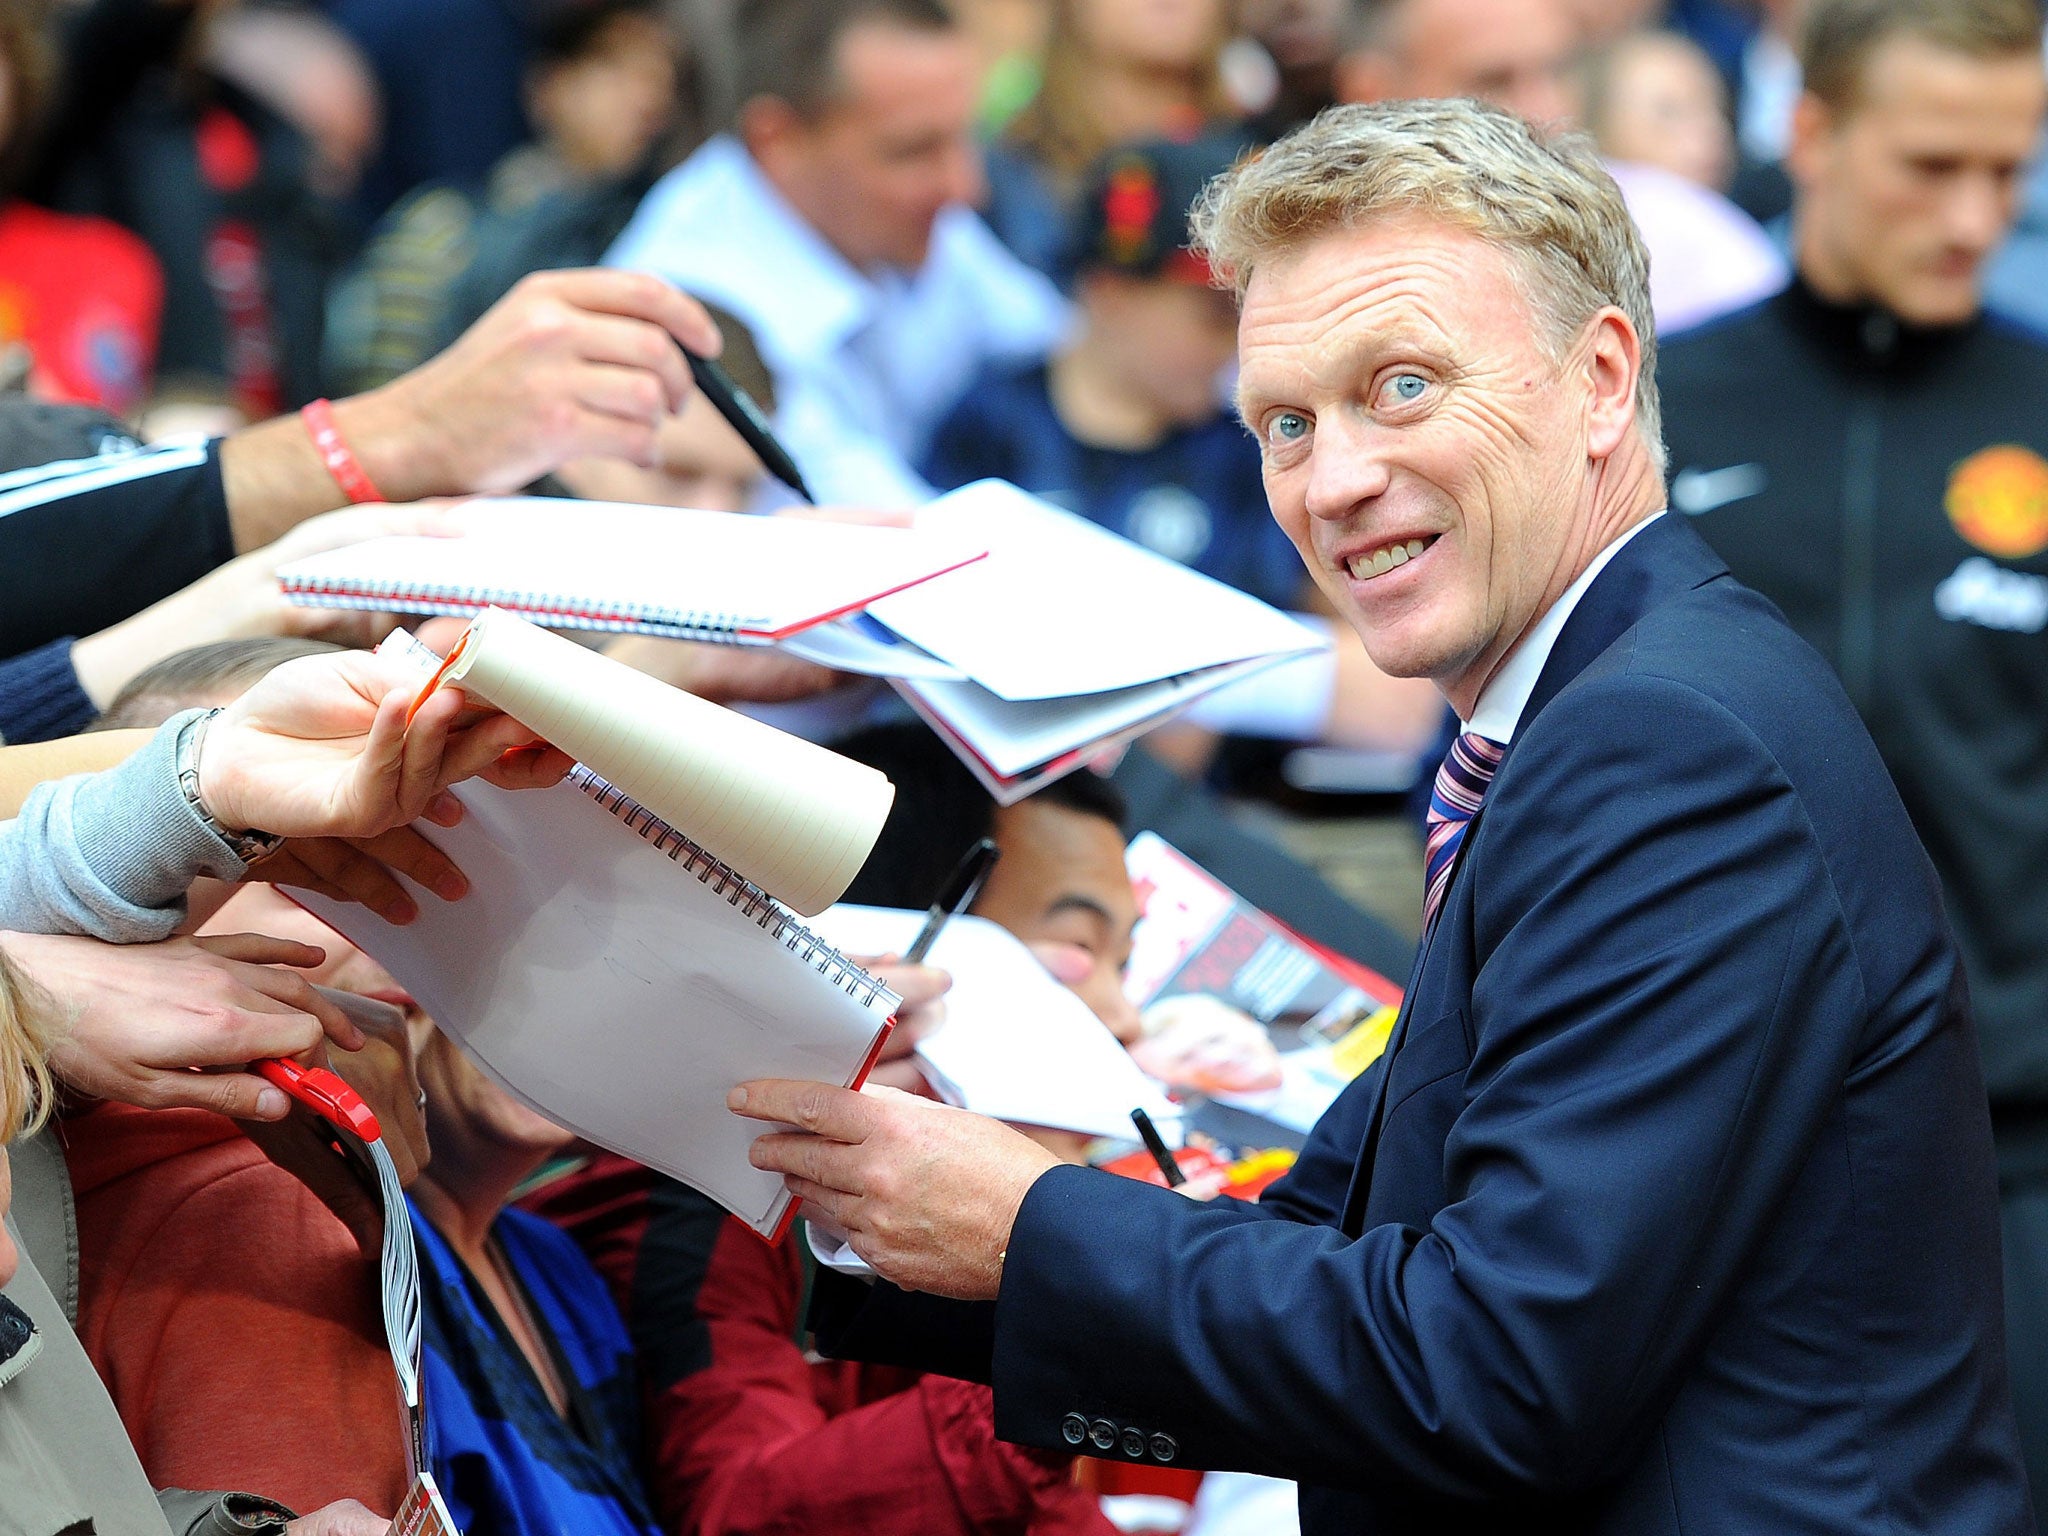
left=1234, top=219, right=1543, bottom=400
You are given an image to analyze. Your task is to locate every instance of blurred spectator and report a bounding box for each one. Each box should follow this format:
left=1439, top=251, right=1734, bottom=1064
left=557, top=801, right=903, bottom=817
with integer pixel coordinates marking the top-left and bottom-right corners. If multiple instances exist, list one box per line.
left=1580, top=29, right=1736, bottom=191
left=30, top=0, right=358, bottom=418
left=988, top=0, right=1237, bottom=277
left=1337, top=0, right=1788, bottom=332
left=953, top=0, right=1057, bottom=132
left=1656, top=0, right=2048, bottom=1517
left=0, top=6, right=163, bottom=413
left=327, top=0, right=683, bottom=392
left=207, top=5, right=382, bottom=202
left=604, top=0, right=1068, bottom=506
left=1566, top=0, right=1665, bottom=43
left=1238, top=0, right=1348, bottom=134
left=923, top=134, right=1304, bottom=609
left=1737, top=0, right=1805, bottom=166
left=406, top=1018, right=662, bottom=1536
left=323, top=0, right=535, bottom=220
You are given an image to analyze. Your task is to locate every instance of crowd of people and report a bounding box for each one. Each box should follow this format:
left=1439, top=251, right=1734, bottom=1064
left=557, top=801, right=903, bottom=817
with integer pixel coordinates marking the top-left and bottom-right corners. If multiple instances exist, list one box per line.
left=4, top=0, right=2048, bottom=1532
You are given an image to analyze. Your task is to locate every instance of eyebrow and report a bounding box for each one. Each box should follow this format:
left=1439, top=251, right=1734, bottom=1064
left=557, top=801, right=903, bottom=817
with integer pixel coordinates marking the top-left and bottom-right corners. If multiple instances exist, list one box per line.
left=1044, top=895, right=1115, bottom=926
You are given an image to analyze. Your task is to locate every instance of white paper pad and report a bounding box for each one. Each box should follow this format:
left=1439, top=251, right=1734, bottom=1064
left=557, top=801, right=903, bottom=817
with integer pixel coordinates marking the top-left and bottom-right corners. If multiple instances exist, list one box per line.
left=809, top=905, right=1182, bottom=1142
left=298, top=775, right=898, bottom=1237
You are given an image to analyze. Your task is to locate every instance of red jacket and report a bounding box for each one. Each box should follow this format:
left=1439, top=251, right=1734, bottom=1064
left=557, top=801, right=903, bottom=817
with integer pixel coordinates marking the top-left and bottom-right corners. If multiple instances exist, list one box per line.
left=524, top=1154, right=1114, bottom=1536
left=64, top=1101, right=410, bottom=1517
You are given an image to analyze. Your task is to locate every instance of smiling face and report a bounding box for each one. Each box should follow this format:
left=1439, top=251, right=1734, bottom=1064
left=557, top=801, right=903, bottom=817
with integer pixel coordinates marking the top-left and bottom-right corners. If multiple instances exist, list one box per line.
left=1238, top=216, right=1635, bottom=714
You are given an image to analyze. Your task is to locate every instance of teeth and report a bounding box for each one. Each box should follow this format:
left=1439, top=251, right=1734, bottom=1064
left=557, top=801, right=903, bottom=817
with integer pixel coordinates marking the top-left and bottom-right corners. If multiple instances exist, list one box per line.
left=1347, top=538, right=1432, bottom=582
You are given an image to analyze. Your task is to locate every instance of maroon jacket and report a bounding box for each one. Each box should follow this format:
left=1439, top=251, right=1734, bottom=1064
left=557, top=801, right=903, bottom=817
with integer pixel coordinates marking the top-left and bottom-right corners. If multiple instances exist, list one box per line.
left=524, top=1154, right=1113, bottom=1536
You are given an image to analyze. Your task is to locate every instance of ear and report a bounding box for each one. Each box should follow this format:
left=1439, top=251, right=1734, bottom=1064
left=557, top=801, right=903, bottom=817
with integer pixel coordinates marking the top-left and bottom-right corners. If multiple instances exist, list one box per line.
left=739, top=96, right=806, bottom=178
left=1581, top=307, right=1642, bottom=463
left=1333, top=47, right=1398, bottom=105
left=1785, top=91, right=1835, bottom=196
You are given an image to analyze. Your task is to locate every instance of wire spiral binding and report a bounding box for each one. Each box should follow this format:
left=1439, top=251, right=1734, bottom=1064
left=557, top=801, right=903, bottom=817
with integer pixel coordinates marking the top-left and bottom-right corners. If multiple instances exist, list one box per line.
left=282, top=577, right=771, bottom=642
left=568, top=764, right=892, bottom=1010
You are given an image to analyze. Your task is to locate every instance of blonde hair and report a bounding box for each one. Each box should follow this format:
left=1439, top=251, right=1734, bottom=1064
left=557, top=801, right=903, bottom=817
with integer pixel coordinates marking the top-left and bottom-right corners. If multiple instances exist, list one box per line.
left=1191, top=99, right=1665, bottom=470
left=0, top=949, right=53, bottom=1144
left=1005, top=0, right=1235, bottom=187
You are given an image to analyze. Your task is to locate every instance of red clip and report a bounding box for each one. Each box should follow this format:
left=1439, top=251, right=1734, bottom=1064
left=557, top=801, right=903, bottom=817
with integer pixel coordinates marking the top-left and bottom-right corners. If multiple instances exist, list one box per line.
left=256, top=1058, right=383, bottom=1143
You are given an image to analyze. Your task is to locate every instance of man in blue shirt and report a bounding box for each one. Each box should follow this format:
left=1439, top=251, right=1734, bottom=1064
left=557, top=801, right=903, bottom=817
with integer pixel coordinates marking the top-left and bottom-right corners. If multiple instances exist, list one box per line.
left=922, top=134, right=1307, bottom=612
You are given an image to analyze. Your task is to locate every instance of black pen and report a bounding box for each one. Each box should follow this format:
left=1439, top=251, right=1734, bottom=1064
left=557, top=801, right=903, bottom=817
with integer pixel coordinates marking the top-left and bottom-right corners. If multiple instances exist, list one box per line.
left=681, top=347, right=817, bottom=505
left=1131, top=1108, right=1186, bottom=1188
left=902, top=837, right=1001, bottom=964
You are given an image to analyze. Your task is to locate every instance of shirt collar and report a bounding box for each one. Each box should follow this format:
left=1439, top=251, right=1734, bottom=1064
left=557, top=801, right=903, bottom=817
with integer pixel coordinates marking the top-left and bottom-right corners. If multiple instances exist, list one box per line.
left=1464, top=511, right=1666, bottom=744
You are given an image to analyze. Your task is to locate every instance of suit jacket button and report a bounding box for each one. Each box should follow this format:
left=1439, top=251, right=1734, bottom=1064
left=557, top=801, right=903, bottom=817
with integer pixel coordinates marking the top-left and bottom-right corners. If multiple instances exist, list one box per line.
left=1149, top=1433, right=1179, bottom=1464
left=1089, top=1418, right=1118, bottom=1451
left=1120, top=1427, right=1147, bottom=1458
left=1060, top=1414, right=1088, bottom=1447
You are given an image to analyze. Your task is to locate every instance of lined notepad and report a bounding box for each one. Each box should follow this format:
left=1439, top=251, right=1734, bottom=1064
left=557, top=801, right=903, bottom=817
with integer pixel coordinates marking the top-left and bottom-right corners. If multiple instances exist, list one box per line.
left=278, top=496, right=987, bottom=642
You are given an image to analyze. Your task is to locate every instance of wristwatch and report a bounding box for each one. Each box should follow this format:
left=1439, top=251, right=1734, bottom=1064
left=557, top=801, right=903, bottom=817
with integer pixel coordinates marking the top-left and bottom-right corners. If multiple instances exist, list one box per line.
left=175, top=709, right=286, bottom=866
left=207, top=1493, right=295, bottom=1536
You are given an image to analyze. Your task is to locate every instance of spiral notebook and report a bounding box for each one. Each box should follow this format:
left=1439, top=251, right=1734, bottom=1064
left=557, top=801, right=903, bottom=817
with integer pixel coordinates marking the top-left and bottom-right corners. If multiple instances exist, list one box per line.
left=276, top=496, right=988, bottom=643
left=296, top=630, right=901, bottom=1238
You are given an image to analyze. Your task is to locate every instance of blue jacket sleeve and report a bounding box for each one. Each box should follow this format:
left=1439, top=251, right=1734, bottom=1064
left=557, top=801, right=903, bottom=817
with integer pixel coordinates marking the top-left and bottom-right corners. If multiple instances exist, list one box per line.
left=0, top=641, right=99, bottom=746
left=984, top=672, right=1878, bottom=1500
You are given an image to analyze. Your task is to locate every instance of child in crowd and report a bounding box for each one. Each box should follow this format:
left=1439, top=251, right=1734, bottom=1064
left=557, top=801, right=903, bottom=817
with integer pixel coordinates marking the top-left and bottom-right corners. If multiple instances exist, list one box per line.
left=1580, top=28, right=1736, bottom=194
left=986, top=0, right=1238, bottom=277
left=924, top=133, right=1308, bottom=612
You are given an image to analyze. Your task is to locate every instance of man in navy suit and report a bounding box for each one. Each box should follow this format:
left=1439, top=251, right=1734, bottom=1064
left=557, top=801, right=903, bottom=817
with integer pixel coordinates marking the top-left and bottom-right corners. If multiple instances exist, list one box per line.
left=731, top=99, right=2034, bottom=1532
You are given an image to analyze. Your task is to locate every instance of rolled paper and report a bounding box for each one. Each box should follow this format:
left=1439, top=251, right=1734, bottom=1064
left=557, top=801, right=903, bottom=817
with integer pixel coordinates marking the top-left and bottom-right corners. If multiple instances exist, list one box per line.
left=430, top=608, right=893, bottom=916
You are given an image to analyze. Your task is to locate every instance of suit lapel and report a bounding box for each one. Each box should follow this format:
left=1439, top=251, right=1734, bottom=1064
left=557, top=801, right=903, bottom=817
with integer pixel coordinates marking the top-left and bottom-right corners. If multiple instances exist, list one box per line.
left=1337, top=516, right=1731, bottom=1231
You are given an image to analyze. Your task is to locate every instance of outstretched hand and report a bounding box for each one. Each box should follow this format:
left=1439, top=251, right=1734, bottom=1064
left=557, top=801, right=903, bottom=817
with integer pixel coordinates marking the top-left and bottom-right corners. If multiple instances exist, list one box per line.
left=732, top=1078, right=1060, bottom=1300
left=196, top=647, right=571, bottom=840
left=3, top=931, right=369, bottom=1120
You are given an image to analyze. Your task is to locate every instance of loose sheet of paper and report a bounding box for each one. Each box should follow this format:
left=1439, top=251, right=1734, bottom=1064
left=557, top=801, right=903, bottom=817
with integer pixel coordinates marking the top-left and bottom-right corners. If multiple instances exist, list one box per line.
left=808, top=906, right=1182, bottom=1142
left=437, top=608, right=892, bottom=915
left=868, top=480, right=1327, bottom=700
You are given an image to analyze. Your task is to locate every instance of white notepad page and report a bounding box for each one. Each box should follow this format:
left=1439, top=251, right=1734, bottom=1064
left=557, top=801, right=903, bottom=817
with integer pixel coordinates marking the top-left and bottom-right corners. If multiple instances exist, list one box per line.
left=298, top=771, right=899, bottom=1238
left=867, top=481, right=1327, bottom=700
left=278, top=496, right=986, bottom=641
left=807, top=906, right=1182, bottom=1143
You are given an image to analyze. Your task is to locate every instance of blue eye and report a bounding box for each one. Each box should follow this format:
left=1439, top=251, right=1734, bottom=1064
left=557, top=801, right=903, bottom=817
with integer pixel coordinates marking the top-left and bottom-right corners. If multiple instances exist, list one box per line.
left=1268, top=411, right=1310, bottom=444
left=1387, top=374, right=1427, bottom=403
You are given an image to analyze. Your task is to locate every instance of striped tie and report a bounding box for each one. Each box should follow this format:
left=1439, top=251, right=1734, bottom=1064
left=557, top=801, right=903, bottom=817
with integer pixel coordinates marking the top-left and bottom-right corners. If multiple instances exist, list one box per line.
left=1422, top=731, right=1506, bottom=932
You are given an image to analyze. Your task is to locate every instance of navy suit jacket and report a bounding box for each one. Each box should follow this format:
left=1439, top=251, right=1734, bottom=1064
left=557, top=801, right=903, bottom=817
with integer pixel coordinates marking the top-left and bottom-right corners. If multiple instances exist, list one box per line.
left=817, top=516, right=2033, bottom=1533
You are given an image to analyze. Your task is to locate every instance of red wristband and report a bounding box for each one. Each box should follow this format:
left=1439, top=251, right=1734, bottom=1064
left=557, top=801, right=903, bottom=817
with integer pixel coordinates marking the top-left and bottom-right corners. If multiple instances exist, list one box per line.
left=302, top=397, right=386, bottom=504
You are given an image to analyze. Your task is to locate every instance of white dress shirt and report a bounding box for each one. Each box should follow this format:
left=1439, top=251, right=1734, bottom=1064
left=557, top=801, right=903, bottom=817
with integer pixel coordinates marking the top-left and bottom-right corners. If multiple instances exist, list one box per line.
left=604, top=136, right=1072, bottom=506
left=1464, top=511, right=1666, bottom=745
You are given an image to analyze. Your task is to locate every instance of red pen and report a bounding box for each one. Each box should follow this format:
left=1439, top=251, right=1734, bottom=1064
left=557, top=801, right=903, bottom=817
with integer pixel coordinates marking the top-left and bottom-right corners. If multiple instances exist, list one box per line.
left=255, top=1057, right=383, bottom=1143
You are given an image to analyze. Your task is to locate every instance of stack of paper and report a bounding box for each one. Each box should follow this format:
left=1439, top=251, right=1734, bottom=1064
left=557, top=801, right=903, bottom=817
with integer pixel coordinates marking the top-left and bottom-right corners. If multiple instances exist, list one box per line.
left=791, top=482, right=1330, bottom=800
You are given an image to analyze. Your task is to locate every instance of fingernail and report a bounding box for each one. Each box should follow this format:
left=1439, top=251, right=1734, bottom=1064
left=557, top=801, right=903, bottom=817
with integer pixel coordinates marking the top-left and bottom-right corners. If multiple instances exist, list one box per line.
left=727, top=1086, right=748, bottom=1111
left=384, top=896, right=418, bottom=924
left=256, top=1087, right=289, bottom=1119
left=434, top=871, right=468, bottom=900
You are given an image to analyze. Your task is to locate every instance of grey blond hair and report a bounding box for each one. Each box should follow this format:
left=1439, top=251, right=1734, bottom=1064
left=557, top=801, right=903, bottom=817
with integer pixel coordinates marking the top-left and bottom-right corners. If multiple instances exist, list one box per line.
left=1191, top=99, right=1665, bottom=472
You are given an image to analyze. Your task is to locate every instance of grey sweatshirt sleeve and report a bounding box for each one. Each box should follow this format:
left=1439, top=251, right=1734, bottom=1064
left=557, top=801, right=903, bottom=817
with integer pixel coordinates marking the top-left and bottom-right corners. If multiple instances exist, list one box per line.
left=0, top=710, right=250, bottom=941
